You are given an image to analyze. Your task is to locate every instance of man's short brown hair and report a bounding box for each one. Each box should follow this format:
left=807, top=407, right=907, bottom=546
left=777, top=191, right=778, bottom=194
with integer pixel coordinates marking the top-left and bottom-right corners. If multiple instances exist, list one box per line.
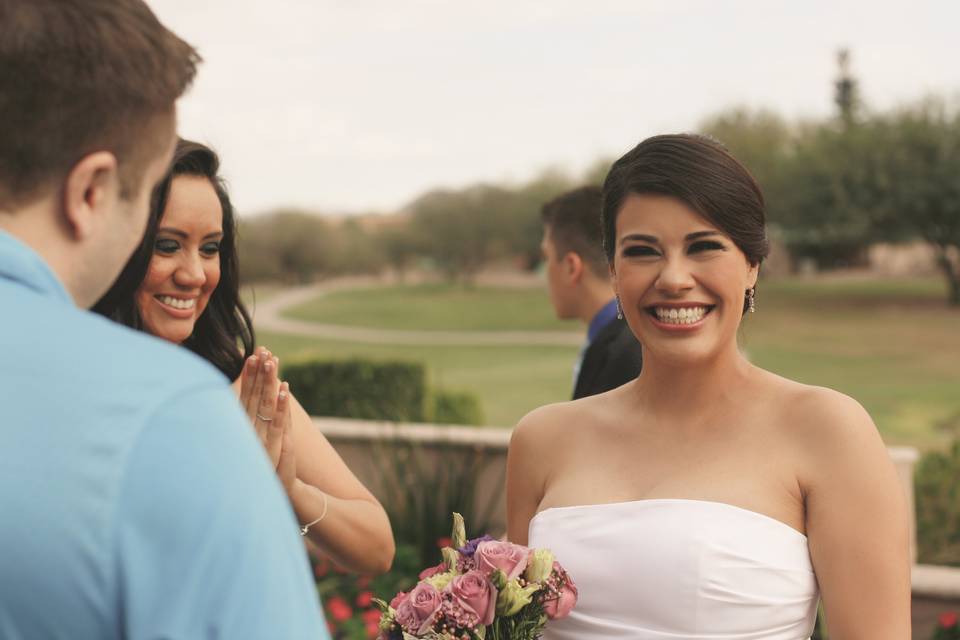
left=0, top=0, right=201, bottom=207
left=541, top=185, right=609, bottom=279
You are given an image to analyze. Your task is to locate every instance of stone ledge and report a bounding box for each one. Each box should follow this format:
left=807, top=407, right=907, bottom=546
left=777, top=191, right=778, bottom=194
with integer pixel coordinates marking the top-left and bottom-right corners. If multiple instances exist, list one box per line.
left=313, top=416, right=511, bottom=448
left=914, top=564, right=960, bottom=599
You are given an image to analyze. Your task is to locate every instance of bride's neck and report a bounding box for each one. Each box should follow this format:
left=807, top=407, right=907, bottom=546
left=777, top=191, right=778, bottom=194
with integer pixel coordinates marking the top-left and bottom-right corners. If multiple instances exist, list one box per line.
left=632, top=345, right=754, bottom=418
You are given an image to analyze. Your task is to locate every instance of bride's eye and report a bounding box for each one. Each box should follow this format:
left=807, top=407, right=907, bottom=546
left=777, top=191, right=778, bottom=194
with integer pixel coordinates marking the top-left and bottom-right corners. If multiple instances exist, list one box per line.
left=688, top=240, right=725, bottom=254
left=623, top=245, right=659, bottom=258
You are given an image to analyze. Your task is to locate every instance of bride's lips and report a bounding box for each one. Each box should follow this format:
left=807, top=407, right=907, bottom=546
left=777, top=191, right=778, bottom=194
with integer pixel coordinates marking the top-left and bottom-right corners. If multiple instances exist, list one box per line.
left=154, top=294, right=198, bottom=319
left=643, top=303, right=716, bottom=333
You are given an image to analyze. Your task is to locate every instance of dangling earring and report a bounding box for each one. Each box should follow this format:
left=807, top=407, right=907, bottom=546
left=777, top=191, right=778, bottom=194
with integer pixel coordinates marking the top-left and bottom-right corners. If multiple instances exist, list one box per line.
left=616, top=296, right=624, bottom=320
left=746, top=287, right=756, bottom=313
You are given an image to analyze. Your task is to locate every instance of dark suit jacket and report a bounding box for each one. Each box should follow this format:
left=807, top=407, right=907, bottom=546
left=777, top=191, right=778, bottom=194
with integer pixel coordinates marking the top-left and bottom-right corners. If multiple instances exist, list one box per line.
left=572, top=317, right=643, bottom=399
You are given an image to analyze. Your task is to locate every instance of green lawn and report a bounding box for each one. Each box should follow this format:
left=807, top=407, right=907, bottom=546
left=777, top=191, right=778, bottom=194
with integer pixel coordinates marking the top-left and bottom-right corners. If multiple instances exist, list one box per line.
left=260, top=330, right=579, bottom=428
left=744, top=277, right=959, bottom=450
left=257, top=277, right=959, bottom=449
left=283, top=282, right=570, bottom=331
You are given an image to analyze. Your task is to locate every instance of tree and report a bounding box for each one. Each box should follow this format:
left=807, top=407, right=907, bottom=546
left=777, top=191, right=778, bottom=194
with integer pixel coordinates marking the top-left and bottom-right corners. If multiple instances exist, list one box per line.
left=834, top=48, right=861, bottom=128
left=406, top=187, right=503, bottom=285
left=872, top=101, right=960, bottom=305
left=238, top=210, right=335, bottom=283
left=376, top=222, right=421, bottom=282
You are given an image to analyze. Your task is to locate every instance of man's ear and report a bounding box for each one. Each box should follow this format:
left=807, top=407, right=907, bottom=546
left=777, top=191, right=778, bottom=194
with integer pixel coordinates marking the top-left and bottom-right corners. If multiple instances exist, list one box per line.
left=62, top=151, right=119, bottom=241
left=563, top=251, right=584, bottom=285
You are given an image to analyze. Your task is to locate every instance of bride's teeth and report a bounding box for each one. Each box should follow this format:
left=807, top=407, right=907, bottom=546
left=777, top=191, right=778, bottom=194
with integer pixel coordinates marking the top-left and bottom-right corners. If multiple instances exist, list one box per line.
left=159, top=296, right=195, bottom=310
left=654, top=306, right=707, bottom=324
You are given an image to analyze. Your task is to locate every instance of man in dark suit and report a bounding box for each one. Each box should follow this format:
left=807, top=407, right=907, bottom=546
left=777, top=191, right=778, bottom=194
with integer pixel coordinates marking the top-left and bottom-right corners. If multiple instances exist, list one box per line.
left=541, top=186, right=643, bottom=399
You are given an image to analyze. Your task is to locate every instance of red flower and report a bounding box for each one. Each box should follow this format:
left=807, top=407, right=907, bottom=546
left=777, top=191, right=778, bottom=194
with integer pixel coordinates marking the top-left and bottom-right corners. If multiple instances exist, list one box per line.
left=356, top=590, right=374, bottom=608
left=941, top=611, right=959, bottom=628
left=436, top=536, right=452, bottom=549
left=356, top=575, right=372, bottom=589
left=327, top=596, right=353, bottom=622
left=313, top=557, right=330, bottom=578
left=362, top=609, right=381, bottom=638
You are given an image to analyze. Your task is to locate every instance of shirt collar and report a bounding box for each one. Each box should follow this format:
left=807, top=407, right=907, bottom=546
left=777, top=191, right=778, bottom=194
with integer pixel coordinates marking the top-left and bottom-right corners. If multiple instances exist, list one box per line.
left=587, top=297, right=620, bottom=343
left=0, top=230, right=72, bottom=304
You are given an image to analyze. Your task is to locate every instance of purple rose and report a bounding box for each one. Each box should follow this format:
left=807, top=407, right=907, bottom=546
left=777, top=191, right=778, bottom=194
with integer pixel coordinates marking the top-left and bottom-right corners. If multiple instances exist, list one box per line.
left=459, top=534, right=496, bottom=557
left=446, top=570, right=496, bottom=627
left=474, top=540, right=529, bottom=581
left=394, top=582, right=442, bottom=634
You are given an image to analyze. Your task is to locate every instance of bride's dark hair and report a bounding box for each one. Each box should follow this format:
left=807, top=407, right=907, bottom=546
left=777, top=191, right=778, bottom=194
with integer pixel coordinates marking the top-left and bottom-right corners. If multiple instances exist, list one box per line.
left=93, top=138, right=254, bottom=381
left=600, top=133, right=770, bottom=313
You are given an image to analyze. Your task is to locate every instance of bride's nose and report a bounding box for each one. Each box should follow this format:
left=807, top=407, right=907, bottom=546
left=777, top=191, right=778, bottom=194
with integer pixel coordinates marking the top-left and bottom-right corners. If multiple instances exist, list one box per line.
left=654, top=256, right=695, bottom=295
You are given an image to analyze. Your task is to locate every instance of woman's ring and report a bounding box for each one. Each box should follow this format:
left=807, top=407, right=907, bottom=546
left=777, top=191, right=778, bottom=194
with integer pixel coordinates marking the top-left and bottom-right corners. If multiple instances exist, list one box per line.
left=256, top=413, right=273, bottom=422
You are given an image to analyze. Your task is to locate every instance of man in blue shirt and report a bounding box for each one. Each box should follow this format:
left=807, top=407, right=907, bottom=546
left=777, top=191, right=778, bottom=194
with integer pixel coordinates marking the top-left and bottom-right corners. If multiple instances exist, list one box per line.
left=0, top=2, right=328, bottom=638
left=541, top=186, right=643, bottom=399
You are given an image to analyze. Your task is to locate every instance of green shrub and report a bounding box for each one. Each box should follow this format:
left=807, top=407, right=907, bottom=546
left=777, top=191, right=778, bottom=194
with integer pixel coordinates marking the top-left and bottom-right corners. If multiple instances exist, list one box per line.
left=284, top=359, right=426, bottom=422
left=429, top=390, right=484, bottom=425
left=916, top=440, right=960, bottom=566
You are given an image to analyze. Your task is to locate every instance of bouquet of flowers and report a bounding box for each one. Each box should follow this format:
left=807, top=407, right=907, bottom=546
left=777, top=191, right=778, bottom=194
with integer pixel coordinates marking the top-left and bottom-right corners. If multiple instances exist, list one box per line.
left=374, top=513, right=577, bottom=640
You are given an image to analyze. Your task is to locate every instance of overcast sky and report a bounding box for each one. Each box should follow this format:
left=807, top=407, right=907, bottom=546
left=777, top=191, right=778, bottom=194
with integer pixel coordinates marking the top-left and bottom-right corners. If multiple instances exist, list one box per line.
left=152, top=0, right=959, bottom=216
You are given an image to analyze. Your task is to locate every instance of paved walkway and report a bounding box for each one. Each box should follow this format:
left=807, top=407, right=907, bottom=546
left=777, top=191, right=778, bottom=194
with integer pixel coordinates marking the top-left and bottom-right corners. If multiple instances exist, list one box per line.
left=250, top=277, right=583, bottom=347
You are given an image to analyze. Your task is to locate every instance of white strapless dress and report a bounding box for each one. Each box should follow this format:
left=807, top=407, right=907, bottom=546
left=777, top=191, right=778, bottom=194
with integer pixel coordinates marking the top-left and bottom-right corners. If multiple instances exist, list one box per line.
left=528, top=499, right=819, bottom=639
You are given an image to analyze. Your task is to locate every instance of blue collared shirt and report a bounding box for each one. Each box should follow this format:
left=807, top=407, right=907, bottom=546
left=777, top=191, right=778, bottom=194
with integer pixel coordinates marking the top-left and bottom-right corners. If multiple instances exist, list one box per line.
left=0, top=231, right=329, bottom=640
left=587, top=298, right=620, bottom=344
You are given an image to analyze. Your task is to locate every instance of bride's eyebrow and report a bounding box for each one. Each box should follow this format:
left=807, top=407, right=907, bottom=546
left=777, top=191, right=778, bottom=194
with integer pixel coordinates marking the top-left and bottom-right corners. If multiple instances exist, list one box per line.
left=686, top=231, right=724, bottom=241
left=619, top=233, right=658, bottom=245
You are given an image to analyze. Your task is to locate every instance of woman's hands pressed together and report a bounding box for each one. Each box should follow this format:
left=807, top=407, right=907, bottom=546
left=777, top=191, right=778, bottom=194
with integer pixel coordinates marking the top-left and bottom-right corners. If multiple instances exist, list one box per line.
left=235, top=346, right=394, bottom=574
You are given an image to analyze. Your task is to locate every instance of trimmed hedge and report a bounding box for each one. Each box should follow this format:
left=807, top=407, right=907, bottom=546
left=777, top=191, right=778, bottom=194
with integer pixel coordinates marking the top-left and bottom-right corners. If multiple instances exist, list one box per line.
left=283, top=358, right=485, bottom=426
left=283, top=359, right=426, bottom=422
left=916, top=439, right=960, bottom=566
left=429, top=390, right=484, bottom=426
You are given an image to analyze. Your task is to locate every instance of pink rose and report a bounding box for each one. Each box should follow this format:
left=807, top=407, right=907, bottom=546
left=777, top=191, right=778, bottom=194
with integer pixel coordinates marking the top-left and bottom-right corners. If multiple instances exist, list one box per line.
left=394, top=582, right=442, bottom=635
left=389, top=591, right=407, bottom=610
left=543, top=566, right=577, bottom=620
left=474, top=540, right=529, bottom=581
left=419, top=562, right=446, bottom=580
left=446, top=570, right=497, bottom=627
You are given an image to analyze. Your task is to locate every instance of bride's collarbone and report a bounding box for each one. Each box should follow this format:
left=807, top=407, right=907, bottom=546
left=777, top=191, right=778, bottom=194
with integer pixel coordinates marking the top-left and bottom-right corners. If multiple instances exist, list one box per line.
left=543, top=438, right=806, bottom=533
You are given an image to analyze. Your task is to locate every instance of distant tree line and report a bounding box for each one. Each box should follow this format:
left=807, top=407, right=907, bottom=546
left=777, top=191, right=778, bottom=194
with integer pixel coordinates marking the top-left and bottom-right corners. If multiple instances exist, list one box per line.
left=239, top=54, right=960, bottom=305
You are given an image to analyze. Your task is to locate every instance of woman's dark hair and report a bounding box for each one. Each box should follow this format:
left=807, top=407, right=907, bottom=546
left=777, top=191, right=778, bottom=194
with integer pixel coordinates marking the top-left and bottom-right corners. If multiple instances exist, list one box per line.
left=93, top=138, right=254, bottom=380
left=601, top=134, right=770, bottom=313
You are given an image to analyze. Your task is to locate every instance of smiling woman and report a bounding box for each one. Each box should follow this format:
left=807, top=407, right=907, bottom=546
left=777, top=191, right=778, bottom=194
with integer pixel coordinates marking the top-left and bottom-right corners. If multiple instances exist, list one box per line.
left=94, top=139, right=395, bottom=575
left=94, top=139, right=251, bottom=379
left=508, top=134, right=911, bottom=640
left=137, top=174, right=224, bottom=344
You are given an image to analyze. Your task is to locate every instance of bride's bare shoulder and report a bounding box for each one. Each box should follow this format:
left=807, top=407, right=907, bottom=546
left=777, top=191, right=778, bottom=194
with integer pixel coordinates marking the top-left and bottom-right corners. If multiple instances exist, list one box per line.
left=511, top=389, right=620, bottom=449
left=759, top=372, right=880, bottom=454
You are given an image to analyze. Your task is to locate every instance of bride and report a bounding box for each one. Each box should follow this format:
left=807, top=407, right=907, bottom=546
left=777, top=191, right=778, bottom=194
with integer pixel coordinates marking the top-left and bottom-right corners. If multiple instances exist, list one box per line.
left=506, top=134, right=910, bottom=639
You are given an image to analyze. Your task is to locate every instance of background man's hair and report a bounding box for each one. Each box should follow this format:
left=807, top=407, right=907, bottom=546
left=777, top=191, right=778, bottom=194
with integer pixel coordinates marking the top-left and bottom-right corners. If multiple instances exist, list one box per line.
left=541, top=185, right=609, bottom=279
left=0, top=0, right=201, bottom=207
